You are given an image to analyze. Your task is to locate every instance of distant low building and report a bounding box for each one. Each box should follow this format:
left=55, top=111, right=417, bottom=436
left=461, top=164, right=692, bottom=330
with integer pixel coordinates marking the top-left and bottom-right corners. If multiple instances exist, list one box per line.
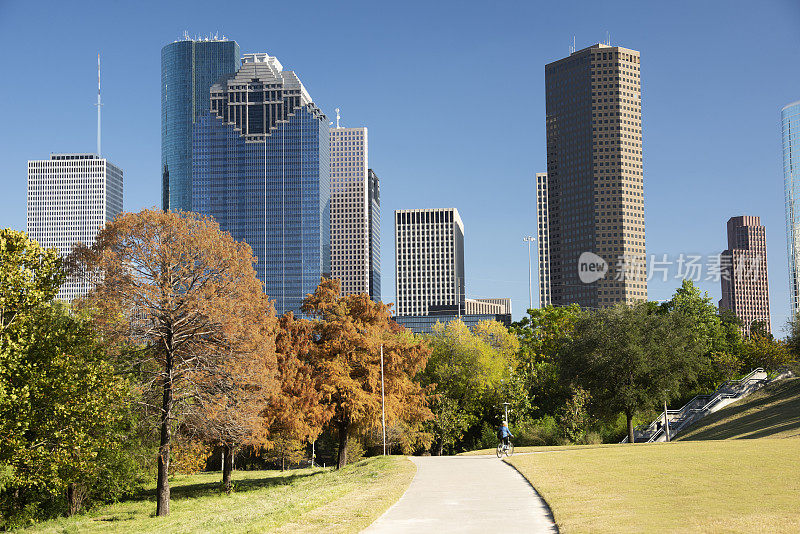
left=394, top=313, right=512, bottom=335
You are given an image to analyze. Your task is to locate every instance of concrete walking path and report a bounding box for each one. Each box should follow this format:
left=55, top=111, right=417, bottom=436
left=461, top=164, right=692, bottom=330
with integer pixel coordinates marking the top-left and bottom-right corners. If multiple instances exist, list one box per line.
left=363, top=455, right=558, bottom=533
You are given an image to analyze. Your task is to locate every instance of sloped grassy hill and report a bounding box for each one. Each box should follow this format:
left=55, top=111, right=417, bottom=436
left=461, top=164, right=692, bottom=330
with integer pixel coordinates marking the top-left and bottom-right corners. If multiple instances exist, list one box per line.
left=676, top=376, right=800, bottom=441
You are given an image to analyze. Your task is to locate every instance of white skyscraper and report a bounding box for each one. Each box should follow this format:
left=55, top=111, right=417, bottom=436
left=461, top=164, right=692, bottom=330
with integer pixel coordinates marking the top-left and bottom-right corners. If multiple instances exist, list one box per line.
left=27, top=154, right=123, bottom=301
left=536, top=172, right=551, bottom=307
left=330, top=121, right=380, bottom=299
left=394, top=208, right=465, bottom=317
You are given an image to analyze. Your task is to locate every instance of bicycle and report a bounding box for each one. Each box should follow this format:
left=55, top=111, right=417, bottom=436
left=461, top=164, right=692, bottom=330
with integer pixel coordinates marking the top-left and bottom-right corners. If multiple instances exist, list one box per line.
left=495, top=440, right=514, bottom=458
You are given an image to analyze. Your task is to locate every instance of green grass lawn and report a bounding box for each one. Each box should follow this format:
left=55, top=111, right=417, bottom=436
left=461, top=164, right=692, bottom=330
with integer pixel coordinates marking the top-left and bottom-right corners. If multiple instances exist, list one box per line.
left=22, top=456, right=415, bottom=534
left=507, top=438, right=800, bottom=533
left=677, top=377, right=800, bottom=441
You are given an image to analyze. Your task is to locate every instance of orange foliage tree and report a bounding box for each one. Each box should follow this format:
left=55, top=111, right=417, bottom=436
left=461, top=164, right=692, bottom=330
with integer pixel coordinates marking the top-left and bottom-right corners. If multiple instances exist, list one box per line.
left=301, top=279, right=432, bottom=468
left=73, top=209, right=277, bottom=515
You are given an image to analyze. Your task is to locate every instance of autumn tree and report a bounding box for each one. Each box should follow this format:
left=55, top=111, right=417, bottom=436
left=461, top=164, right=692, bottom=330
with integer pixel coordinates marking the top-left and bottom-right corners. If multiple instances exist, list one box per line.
left=73, top=209, right=276, bottom=516
left=183, top=293, right=278, bottom=493
left=301, top=279, right=432, bottom=469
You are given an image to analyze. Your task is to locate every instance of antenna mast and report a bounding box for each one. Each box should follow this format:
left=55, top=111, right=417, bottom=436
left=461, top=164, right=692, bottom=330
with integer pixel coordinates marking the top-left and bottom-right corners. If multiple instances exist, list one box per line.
left=95, top=54, right=102, bottom=156
left=335, top=108, right=341, bottom=128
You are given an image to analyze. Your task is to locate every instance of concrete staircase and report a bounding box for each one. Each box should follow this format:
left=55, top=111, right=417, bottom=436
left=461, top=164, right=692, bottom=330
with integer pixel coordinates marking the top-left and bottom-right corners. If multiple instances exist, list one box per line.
left=621, top=368, right=772, bottom=443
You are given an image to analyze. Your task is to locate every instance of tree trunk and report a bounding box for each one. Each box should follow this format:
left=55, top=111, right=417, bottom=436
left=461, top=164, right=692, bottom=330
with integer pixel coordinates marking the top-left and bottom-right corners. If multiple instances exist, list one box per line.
left=337, top=418, right=350, bottom=469
left=437, top=439, right=444, bottom=456
left=66, top=483, right=80, bottom=516
left=626, top=409, right=635, bottom=444
left=222, top=444, right=234, bottom=493
left=156, top=353, right=173, bottom=516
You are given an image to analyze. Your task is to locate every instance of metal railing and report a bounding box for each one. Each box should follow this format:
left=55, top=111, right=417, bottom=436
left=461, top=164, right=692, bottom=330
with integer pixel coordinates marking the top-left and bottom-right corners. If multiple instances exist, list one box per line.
left=621, top=368, right=768, bottom=443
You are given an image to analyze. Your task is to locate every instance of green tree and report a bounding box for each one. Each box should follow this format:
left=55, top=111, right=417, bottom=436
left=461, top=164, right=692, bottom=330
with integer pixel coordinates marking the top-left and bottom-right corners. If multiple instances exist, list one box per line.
left=1, top=231, right=143, bottom=526
left=662, top=280, right=743, bottom=386
left=420, top=319, right=517, bottom=454
left=560, top=303, right=706, bottom=443
left=509, top=305, right=582, bottom=420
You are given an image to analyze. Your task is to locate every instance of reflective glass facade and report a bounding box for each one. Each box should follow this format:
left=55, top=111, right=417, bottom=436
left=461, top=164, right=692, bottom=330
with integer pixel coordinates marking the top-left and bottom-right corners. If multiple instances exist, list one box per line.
left=368, top=169, right=381, bottom=301
left=192, top=55, right=330, bottom=316
left=161, top=39, right=240, bottom=212
left=783, top=101, right=800, bottom=316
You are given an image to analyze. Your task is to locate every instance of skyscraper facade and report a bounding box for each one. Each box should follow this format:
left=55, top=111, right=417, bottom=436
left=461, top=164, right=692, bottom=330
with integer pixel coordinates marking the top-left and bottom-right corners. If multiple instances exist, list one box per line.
left=719, top=216, right=771, bottom=335
left=394, top=208, right=465, bottom=316
left=544, top=43, right=646, bottom=308
left=27, top=154, right=123, bottom=301
left=782, top=100, right=800, bottom=318
left=161, top=37, right=240, bottom=212
left=368, top=169, right=381, bottom=301
left=330, top=125, right=380, bottom=300
left=535, top=172, right=552, bottom=307
left=192, top=53, right=330, bottom=316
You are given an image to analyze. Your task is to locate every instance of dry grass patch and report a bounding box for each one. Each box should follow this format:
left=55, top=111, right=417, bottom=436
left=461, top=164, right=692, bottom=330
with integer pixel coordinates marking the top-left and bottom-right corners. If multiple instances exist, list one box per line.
left=507, top=438, right=800, bottom=533
left=23, top=456, right=415, bottom=534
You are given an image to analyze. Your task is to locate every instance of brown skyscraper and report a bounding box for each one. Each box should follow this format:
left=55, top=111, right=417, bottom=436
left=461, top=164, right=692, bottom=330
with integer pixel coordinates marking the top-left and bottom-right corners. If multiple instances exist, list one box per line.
left=543, top=43, right=646, bottom=308
left=719, top=216, right=771, bottom=335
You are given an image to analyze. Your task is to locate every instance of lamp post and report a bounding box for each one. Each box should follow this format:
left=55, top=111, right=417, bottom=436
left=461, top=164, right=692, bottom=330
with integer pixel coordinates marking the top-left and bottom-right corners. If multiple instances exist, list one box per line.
left=523, top=236, right=535, bottom=311
left=381, top=344, right=387, bottom=455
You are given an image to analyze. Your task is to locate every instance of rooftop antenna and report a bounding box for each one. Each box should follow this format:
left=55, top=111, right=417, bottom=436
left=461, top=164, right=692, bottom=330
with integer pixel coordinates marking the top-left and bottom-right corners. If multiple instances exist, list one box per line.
left=335, top=108, right=341, bottom=128
left=95, top=53, right=102, bottom=157
left=605, top=31, right=610, bottom=45
left=570, top=35, right=576, bottom=54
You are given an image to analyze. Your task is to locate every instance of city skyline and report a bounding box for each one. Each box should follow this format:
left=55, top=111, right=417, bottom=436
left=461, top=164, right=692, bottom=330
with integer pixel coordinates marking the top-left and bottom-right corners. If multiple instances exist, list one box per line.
left=1, top=1, right=798, bottom=332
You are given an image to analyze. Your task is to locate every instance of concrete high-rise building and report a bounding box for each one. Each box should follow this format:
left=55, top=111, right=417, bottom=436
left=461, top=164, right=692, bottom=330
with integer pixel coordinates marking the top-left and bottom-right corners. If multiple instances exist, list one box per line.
left=782, top=100, right=800, bottom=318
left=719, top=216, right=771, bottom=335
left=535, top=172, right=551, bottom=307
left=27, top=154, right=123, bottom=301
left=329, top=124, right=380, bottom=300
left=544, top=43, right=647, bottom=308
left=192, top=53, right=329, bottom=316
left=394, top=208, right=465, bottom=317
left=161, top=36, right=240, bottom=212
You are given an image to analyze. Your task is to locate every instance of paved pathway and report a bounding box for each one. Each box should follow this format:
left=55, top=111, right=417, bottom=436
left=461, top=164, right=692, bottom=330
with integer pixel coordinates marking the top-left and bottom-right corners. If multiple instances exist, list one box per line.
left=363, top=455, right=557, bottom=533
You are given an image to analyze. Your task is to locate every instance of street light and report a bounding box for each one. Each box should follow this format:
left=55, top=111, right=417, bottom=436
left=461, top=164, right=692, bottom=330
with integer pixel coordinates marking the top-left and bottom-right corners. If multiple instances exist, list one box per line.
left=523, top=236, right=535, bottom=311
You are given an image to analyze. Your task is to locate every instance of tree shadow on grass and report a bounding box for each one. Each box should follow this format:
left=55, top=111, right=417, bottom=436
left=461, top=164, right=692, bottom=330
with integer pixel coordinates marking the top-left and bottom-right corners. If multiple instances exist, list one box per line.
left=679, top=379, right=800, bottom=441
left=129, top=470, right=323, bottom=503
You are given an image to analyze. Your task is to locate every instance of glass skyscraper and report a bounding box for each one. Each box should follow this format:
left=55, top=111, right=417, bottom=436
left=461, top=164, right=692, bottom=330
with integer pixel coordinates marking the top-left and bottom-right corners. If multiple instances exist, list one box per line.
left=161, top=37, right=240, bottom=212
left=782, top=100, right=800, bottom=317
left=192, top=53, right=330, bottom=315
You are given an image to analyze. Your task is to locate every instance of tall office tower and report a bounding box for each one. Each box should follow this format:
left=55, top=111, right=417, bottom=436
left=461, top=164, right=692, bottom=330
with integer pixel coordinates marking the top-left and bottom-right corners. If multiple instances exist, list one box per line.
left=394, top=208, right=465, bottom=317
left=544, top=43, right=646, bottom=308
left=368, top=169, right=381, bottom=301
left=192, top=53, right=330, bottom=316
left=161, top=36, right=240, bottom=212
left=536, top=172, right=552, bottom=307
left=719, top=216, right=771, bottom=335
left=329, top=124, right=380, bottom=300
left=27, top=154, right=123, bottom=301
left=782, top=100, right=800, bottom=318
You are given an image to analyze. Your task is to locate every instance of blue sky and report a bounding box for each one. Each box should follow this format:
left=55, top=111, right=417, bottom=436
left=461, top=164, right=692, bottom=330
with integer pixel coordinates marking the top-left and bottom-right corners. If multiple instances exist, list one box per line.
left=1, top=0, right=798, bottom=333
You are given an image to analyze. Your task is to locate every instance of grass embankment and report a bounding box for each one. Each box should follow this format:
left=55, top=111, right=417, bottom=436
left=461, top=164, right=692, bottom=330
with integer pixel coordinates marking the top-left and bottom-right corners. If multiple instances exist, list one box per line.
left=507, top=438, right=800, bottom=533
left=23, top=456, right=414, bottom=534
left=677, top=376, right=800, bottom=440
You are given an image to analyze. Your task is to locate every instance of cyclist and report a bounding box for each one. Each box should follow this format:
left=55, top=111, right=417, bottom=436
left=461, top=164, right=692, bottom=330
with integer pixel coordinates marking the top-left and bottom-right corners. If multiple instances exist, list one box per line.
left=497, top=421, right=514, bottom=449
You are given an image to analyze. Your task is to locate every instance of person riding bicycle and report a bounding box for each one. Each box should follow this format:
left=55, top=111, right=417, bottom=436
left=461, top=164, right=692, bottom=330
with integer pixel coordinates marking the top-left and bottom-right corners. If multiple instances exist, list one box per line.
left=497, top=422, right=514, bottom=448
